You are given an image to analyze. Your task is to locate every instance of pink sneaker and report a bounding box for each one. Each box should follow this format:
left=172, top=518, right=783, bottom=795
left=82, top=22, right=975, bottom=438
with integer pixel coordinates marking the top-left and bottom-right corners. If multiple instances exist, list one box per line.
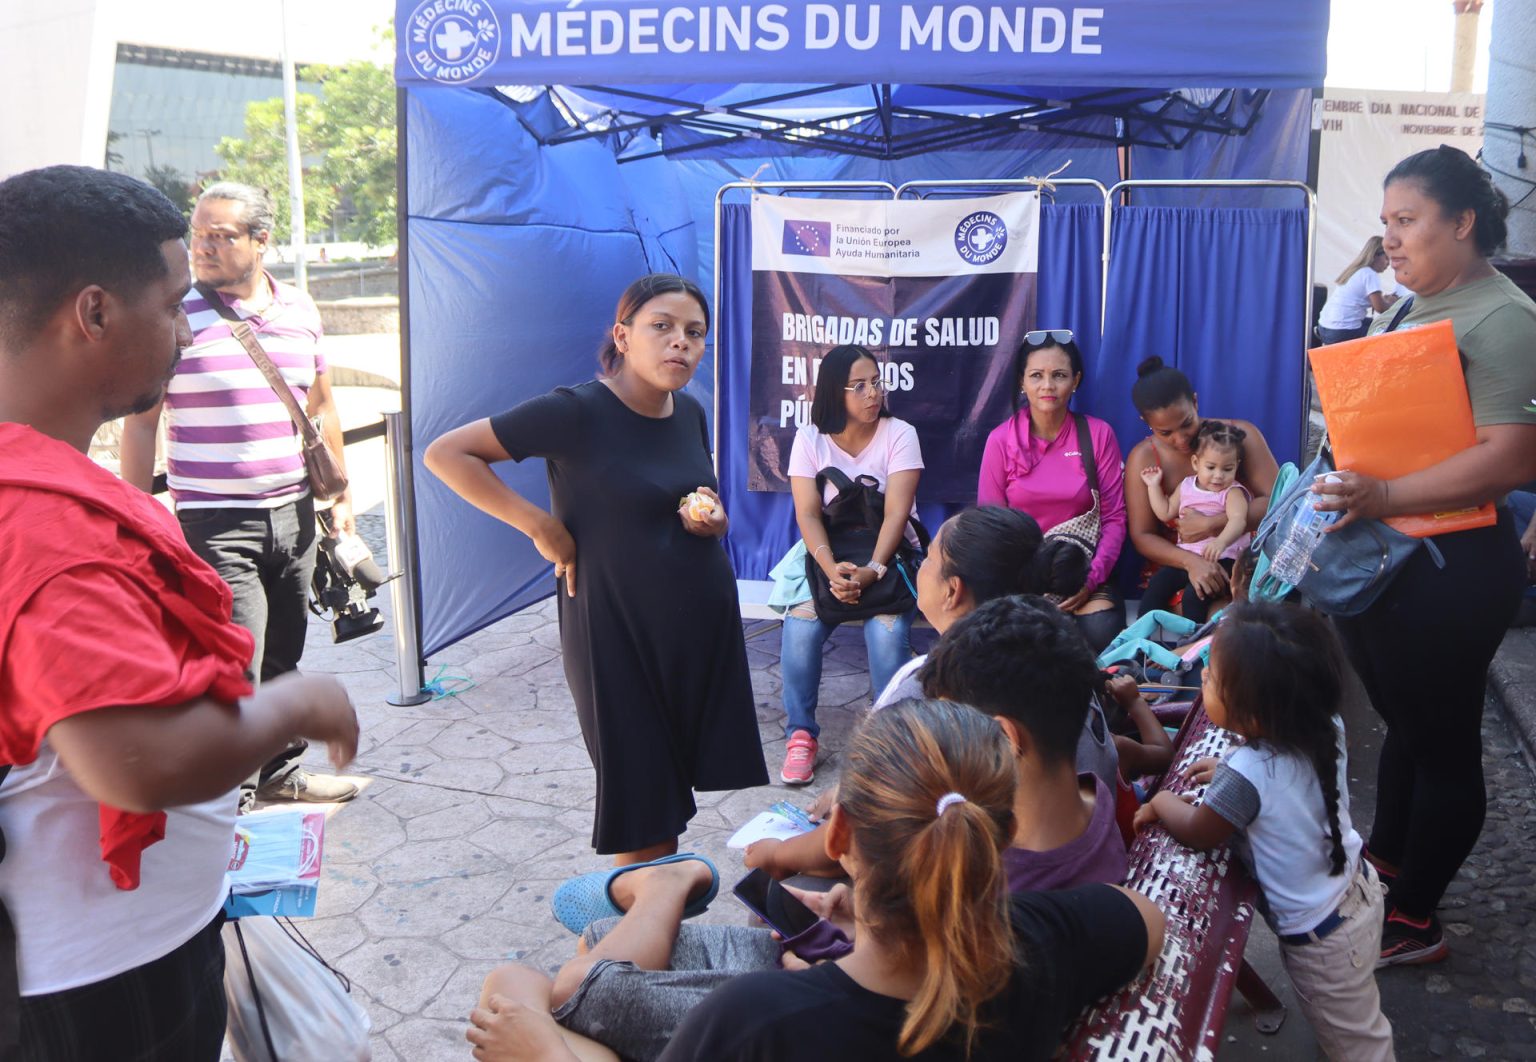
left=781, top=730, right=817, bottom=785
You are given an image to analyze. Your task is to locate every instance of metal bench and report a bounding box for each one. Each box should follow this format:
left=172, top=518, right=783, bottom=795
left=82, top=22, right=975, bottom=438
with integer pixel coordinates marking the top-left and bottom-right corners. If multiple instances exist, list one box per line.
left=1060, top=695, right=1286, bottom=1059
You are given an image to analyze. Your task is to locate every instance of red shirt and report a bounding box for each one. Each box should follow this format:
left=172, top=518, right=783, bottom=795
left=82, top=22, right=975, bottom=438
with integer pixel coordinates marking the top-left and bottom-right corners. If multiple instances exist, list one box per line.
left=0, top=423, right=253, bottom=888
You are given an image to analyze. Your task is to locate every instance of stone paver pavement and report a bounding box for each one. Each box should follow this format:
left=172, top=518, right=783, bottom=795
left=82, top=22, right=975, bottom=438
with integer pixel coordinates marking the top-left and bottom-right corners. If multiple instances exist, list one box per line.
left=287, top=510, right=889, bottom=1061
left=273, top=505, right=1536, bottom=1062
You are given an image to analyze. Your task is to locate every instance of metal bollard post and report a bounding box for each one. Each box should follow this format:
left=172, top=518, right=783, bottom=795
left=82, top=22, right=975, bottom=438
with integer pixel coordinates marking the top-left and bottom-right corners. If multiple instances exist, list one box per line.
left=382, top=411, right=432, bottom=706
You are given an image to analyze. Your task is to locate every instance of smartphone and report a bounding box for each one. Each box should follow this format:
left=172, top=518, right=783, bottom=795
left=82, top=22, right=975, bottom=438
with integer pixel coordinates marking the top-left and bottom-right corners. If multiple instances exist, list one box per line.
left=731, top=868, right=821, bottom=938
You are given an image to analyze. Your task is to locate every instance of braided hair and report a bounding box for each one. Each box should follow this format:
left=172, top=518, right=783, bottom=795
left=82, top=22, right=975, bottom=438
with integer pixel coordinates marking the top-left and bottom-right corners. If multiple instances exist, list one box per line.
left=1192, top=419, right=1246, bottom=464
left=1210, top=602, right=1350, bottom=875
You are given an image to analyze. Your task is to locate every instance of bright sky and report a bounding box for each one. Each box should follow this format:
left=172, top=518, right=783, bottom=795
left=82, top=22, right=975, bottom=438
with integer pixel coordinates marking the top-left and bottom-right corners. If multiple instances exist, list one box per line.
left=1326, top=0, right=1493, bottom=92
left=113, top=0, right=1494, bottom=93
left=107, top=0, right=396, bottom=67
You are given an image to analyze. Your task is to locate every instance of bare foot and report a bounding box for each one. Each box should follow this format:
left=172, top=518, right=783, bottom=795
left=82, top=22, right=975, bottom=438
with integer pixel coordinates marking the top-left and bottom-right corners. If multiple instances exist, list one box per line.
left=608, top=859, right=713, bottom=912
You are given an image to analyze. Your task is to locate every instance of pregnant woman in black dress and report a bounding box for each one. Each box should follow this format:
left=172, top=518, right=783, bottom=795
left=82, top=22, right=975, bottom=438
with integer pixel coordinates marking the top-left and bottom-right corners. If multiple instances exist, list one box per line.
left=425, top=274, right=767, bottom=865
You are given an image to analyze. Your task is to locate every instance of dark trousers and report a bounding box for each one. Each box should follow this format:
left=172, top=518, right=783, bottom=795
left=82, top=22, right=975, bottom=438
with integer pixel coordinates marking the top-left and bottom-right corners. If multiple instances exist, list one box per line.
left=1334, top=509, right=1525, bottom=920
left=18, top=914, right=225, bottom=1061
left=1074, top=595, right=1128, bottom=654
left=1141, top=558, right=1233, bottom=624
left=179, top=495, right=316, bottom=785
left=1316, top=322, right=1369, bottom=345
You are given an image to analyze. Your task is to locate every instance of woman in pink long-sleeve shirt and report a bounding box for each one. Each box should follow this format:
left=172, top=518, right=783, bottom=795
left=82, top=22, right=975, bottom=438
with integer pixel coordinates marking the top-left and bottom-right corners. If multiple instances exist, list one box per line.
left=978, top=330, right=1128, bottom=651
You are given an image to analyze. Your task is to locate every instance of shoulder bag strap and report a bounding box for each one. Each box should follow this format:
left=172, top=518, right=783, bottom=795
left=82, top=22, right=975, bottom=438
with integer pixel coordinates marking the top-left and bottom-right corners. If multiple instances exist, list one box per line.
left=814, top=465, right=859, bottom=501
left=194, top=283, right=321, bottom=448
left=1383, top=295, right=1415, bottom=333
left=1073, top=414, right=1100, bottom=496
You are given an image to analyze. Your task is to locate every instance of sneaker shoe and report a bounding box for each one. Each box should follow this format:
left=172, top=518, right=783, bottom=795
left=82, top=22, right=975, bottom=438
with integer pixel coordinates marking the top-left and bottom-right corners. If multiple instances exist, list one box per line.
left=256, top=767, right=359, bottom=804
left=781, top=731, right=817, bottom=786
left=1377, top=909, right=1448, bottom=968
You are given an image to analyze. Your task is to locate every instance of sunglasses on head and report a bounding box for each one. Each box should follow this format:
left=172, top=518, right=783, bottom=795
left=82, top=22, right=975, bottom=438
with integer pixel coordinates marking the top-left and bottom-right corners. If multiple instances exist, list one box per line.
left=1024, top=329, right=1074, bottom=346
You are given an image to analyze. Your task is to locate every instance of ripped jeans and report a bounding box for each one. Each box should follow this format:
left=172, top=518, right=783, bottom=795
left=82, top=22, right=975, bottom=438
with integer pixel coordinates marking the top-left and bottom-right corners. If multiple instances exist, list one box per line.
left=779, top=605, right=915, bottom=739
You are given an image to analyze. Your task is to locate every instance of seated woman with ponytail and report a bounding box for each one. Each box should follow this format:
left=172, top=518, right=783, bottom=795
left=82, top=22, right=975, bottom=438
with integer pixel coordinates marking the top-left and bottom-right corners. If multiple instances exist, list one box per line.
left=468, top=700, right=1164, bottom=1062
left=663, top=700, right=1163, bottom=1061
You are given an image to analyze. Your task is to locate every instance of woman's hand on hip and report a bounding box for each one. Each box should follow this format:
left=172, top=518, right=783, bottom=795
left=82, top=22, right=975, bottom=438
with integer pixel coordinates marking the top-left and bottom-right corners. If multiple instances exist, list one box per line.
left=1184, top=554, right=1229, bottom=598
left=533, top=517, right=577, bottom=597
left=1312, top=470, right=1389, bottom=531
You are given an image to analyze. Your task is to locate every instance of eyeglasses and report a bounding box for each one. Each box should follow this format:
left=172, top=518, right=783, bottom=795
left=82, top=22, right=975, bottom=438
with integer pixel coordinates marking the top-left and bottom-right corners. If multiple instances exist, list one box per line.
left=844, top=379, right=887, bottom=397
left=1023, top=329, right=1074, bottom=346
left=189, top=228, right=249, bottom=248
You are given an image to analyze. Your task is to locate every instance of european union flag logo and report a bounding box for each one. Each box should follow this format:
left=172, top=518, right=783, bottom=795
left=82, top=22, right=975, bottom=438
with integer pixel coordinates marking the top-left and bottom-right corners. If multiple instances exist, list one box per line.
left=782, top=220, right=831, bottom=257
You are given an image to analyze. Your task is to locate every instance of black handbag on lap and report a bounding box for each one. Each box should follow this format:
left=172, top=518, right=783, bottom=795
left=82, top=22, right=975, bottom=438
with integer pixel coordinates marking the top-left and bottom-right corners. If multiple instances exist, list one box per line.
left=803, top=467, right=929, bottom=625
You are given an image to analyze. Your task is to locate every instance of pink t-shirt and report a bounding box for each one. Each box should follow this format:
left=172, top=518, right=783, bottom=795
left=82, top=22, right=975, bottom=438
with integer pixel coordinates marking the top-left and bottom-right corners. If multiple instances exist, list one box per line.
left=1175, top=477, right=1252, bottom=561
left=977, top=412, right=1128, bottom=591
left=788, top=418, right=924, bottom=543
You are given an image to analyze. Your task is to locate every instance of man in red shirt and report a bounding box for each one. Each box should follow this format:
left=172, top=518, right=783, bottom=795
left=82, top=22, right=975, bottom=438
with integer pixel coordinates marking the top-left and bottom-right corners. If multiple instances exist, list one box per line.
left=0, top=166, right=360, bottom=1059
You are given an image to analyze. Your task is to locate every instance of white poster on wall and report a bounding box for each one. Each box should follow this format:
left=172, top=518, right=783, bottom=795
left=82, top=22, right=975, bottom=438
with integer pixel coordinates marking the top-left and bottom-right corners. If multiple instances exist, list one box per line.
left=1315, top=89, right=1484, bottom=289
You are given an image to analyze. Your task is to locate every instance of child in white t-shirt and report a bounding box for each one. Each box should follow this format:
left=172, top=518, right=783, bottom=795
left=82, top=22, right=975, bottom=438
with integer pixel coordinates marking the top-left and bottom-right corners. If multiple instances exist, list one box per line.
left=1134, top=601, right=1393, bottom=1062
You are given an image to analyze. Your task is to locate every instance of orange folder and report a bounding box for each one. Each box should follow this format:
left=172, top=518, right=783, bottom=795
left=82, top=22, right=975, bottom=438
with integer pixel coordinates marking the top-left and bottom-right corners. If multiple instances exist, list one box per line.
left=1309, top=319, right=1495, bottom=537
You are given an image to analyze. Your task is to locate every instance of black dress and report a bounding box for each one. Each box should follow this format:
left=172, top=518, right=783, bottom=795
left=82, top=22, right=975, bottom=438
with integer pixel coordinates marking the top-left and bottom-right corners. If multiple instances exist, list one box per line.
left=490, top=381, right=767, bottom=853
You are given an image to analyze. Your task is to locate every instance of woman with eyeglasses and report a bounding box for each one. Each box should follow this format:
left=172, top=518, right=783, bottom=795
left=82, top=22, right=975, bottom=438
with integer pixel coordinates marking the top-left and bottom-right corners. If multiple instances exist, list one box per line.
left=1316, top=236, right=1406, bottom=344
left=774, top=344, right=923, bottom=785
left=978, top=329, right=1127, bottom=651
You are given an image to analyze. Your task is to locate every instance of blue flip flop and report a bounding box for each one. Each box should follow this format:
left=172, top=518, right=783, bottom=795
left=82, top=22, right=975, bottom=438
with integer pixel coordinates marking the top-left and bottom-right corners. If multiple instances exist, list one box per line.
left=550, top=852, right=719, bottom=934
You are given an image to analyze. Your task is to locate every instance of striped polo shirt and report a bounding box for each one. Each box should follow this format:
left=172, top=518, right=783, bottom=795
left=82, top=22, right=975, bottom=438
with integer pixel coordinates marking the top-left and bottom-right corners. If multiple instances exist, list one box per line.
left=165, top=275, right=327, bottom=508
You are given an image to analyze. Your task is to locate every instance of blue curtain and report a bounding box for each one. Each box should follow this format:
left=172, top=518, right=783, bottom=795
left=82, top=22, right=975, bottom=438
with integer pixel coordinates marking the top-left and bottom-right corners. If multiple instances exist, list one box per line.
left=407, top=88, right=699, bottom=656
left=717, top=200, right=1110, bottom=580
left=1098, top=205, right=1310, bottom=472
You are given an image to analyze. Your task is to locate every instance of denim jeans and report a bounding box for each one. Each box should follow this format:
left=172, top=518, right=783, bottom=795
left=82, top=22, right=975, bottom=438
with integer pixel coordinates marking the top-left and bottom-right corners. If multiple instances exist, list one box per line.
left=178, top=494, right=316, bottom=785
left=1315, top=322, right=1368, bottom=345
left=779, top=608, right=915, bottom=739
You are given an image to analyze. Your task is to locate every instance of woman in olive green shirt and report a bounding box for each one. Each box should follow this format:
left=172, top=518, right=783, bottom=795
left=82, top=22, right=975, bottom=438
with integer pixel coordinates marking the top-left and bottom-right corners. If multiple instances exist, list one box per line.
left=1315, top=146, right=1536, bottom=969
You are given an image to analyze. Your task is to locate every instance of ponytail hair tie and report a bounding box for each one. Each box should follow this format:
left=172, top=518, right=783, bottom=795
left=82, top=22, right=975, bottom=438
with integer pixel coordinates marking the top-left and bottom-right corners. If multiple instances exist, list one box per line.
left=936, top=792, right=967, bottom=817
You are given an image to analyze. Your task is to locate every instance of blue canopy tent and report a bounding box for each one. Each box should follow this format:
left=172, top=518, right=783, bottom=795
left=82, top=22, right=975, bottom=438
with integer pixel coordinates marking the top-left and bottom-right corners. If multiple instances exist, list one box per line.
left=393, top=0, right=1328, bottom=661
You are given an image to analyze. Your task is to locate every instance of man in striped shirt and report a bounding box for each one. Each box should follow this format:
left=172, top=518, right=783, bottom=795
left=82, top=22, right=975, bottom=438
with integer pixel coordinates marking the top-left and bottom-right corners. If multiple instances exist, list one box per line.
left=121, top=182, right=357, bottom=805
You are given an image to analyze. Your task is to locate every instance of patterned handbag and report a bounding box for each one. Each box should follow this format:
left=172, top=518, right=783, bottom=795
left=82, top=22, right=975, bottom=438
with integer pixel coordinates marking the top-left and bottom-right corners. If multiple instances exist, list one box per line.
left=1043, top=414, right=1101, bottom=562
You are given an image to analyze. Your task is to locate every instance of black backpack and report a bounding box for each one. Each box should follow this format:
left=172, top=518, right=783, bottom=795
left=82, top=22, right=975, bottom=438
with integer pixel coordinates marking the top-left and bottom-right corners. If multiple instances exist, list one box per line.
left=803, top=467, right=929, bottom=625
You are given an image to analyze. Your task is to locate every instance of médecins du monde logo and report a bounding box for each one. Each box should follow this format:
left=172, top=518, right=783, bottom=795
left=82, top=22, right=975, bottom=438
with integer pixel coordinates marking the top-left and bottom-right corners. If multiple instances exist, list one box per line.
left=953, top=211, right=1008, bottom=267
left=408, top=0, right=501, bottom=84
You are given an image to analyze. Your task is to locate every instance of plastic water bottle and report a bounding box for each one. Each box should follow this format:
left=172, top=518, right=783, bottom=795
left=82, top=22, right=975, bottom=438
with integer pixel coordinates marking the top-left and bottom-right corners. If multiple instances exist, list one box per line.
left=1269, top=475, right=1343, bottom=585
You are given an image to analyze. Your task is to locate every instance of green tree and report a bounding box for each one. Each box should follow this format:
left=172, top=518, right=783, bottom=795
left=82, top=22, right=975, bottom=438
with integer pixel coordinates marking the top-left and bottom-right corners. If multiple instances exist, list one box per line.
left=309, top=60, right=397, bottom=248
left=144, top=163, right=195, bottom=216
left=214, top=55, right=395, bottom=247
left=215, top=93, right=338, bottom=244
